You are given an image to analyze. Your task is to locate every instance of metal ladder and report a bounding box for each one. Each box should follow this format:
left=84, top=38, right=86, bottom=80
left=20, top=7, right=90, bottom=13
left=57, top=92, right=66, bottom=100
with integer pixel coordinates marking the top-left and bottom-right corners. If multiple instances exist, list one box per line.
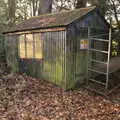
left=87, top=28, right=112, bottom=91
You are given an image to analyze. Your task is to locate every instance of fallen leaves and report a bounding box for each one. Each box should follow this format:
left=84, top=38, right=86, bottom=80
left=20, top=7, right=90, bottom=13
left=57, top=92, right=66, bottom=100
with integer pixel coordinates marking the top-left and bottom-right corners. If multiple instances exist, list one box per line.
left=0, top=71, right=120, bottom=120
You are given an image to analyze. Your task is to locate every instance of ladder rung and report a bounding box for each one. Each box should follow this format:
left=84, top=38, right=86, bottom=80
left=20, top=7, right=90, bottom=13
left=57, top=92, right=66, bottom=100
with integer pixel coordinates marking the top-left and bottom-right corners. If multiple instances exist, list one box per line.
left=90, top=38, right=109, bottom=42
left=88, top=68, right=107, bottom=75
left=89, top=78, right=106, bottom=86
left=89, top=59, right=107, bottom=64
left=89, top=49, right=108, bottom=54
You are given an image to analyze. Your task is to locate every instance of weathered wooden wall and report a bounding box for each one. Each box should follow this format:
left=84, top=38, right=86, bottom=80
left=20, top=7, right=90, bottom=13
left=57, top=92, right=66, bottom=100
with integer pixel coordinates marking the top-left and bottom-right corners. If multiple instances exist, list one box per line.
left=42, top=31, right=66, bottom=88
left=0, top=36, right=5, bottom=61
left=18, top=30, right=67, bottom=89
left=5, top=35, right=19, bottom=72
left=65, top=11, right=109, bottom=89
left=66, top=26, right=88, bottom=89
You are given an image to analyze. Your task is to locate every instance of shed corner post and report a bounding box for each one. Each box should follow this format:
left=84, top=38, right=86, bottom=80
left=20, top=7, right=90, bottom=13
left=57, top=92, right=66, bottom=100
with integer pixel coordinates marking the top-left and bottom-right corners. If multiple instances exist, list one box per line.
left=86, top=27, right=91, bottom=85
left=64, top=30, right=67, bottom=89
left=4, top=34, right=8, bottom=68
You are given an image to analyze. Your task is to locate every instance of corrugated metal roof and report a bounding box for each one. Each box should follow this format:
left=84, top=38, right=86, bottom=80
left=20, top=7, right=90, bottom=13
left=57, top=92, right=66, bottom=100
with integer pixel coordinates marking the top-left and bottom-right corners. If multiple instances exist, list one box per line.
left=4, top=6, right=96, bottom=33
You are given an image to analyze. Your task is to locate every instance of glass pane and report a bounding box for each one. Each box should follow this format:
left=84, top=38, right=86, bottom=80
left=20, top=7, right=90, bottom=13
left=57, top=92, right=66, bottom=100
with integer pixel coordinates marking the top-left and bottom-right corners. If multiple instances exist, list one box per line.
left=34, top=33, right=43, bottom=59
left=19, top=35, right=25, bottom=58
left=26, top=34, right=33, bottom=58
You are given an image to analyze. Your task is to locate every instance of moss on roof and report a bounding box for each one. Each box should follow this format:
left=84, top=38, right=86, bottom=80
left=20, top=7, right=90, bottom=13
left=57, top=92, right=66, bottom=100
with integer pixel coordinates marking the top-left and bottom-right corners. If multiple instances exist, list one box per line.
left=4, top=6, right=96, bottom=33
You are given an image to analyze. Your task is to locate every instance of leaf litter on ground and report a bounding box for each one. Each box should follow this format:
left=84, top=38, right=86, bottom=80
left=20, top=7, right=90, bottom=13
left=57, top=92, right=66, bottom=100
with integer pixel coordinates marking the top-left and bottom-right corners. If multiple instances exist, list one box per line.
left=0, top=67, right=120, bottom=120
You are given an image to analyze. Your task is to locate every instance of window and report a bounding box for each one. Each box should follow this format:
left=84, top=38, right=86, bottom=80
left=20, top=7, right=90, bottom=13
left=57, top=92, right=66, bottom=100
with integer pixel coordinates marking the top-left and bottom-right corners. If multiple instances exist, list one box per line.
left=26, top=34, right=34, bottom=58
left=19, top=33, right=43, bottom=59
left=34, top=33, right=43, bottom=59
left=19, top=35, right=25, bottom=58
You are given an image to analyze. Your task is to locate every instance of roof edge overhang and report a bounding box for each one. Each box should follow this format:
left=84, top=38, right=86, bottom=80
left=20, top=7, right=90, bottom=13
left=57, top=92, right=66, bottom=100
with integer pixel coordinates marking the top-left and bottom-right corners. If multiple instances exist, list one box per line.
left=3, top=25, right=67, bottom=35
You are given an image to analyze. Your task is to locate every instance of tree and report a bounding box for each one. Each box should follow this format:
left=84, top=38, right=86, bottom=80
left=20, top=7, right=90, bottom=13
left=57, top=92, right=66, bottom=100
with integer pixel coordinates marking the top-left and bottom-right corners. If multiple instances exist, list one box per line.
left=0, top=0, right=8, bottom=33
left=16, top=0, right=30, bottom=22
left=38, top=0, right=53, bottom=14
left=91, top=0, right=108, bottom=15
left=76, top=0, right=86, bottom=8
left=108, top=0, right=120, bottom=31
left=53, top=0, right=77, bottom=12
left=7, top=0, right=16, bottom=27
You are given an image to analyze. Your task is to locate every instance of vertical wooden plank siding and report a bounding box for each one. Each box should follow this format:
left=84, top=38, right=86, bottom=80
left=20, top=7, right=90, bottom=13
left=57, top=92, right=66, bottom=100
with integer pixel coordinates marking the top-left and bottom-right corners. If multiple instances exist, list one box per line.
left=64, top=30, right=67, bottom=88
left=0, top=36, right=5, bottom=60
left=42, top=30, right=66, bottom=88
left=5, top=34, right=19, bottom=72
left=14, top=30, right=67, bottom=88
left=66, top=26, right=89, bottom=89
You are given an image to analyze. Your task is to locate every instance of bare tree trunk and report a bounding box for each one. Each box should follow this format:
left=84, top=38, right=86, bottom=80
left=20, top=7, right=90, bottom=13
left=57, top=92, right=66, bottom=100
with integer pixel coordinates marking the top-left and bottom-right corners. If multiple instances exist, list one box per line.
left=31, top=0, right=39, bottom=16
left=76, top=0, right=86, bottom=8
left=7, top=0, right=16, bottom=27
left=38, top=0, right=53, bottom=15
left=32, top=0, right=36, bottom=16
left=110, top=0, right=120, bottom=31
left=109, top=0, right=120, bottom=56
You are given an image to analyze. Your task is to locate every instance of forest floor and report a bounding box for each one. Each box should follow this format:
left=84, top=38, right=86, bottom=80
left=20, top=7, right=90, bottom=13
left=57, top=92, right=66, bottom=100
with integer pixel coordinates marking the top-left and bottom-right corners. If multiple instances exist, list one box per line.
left=0, top=63, right=120, bottom=120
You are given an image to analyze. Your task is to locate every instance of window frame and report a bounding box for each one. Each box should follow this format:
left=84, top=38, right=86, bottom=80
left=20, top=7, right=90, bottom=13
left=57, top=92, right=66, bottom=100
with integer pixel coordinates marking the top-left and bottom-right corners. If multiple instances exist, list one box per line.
left=19, top=32, right=43, bottom=60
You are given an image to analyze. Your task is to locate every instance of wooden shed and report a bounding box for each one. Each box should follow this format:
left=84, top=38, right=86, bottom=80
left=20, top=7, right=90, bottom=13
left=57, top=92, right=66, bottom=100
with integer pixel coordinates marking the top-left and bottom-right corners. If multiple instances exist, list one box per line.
left=3, top=6, right=109, bottom=89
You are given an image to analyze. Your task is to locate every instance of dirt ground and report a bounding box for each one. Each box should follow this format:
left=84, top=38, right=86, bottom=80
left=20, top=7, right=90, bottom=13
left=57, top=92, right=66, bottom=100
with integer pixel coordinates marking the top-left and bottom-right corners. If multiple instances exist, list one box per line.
left=0, top=65, right=120, bottom=120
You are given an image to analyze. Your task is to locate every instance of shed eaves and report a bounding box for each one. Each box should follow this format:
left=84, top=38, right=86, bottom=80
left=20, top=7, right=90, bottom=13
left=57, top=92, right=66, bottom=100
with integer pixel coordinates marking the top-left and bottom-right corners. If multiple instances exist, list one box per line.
left=5, top=6, right=96, bottom=33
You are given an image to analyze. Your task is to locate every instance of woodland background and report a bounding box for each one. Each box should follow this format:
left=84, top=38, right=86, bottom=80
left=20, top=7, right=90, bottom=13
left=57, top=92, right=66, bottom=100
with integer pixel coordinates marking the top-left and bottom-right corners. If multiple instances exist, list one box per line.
left=0, top=0, right=120, bottom=35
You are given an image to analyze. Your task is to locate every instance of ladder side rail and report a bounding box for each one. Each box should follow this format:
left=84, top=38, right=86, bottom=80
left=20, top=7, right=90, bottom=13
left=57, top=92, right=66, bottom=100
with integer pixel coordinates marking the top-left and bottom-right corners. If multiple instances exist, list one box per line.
left=106, top=27, right=112, bottom=89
